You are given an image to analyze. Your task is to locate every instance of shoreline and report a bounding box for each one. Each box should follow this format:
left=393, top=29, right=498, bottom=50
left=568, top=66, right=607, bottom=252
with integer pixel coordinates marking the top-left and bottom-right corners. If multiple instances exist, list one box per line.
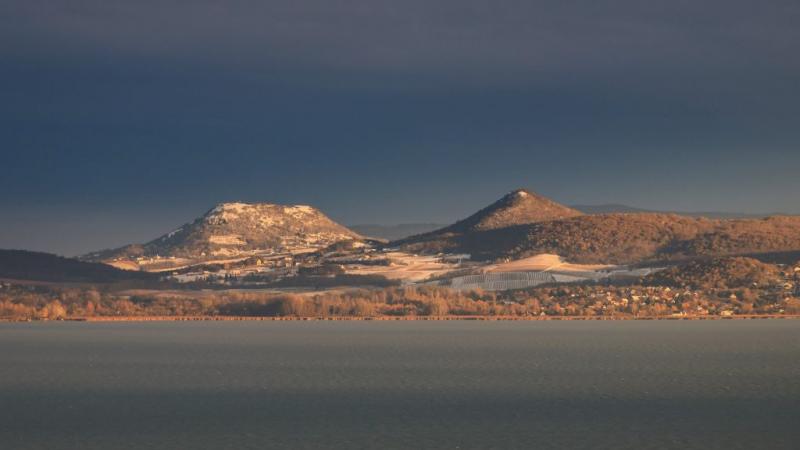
left=2, top=314, right=799, bottom=323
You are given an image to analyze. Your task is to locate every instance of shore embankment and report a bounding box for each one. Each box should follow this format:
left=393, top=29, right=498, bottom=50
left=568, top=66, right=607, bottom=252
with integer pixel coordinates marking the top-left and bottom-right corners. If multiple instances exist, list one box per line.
left=3, top=314, right=799, bottom=322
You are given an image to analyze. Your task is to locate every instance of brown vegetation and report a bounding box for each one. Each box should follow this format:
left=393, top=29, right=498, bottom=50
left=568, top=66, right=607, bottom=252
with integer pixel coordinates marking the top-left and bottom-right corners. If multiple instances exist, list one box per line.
left=644, top=257, right=783, bottom=289
left=3, top=260, right=799, bottom=320
left=395, top=189, right=582, bottom=246
left=84, top=202, right=362, bottom=262
left=443, top=189, right=583, bottom=232
left=400, top=214, right=800, bottom=265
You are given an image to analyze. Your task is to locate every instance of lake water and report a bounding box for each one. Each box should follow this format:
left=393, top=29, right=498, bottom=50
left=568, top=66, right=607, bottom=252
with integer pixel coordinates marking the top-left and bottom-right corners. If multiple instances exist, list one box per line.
left=1, top=321, right=799, bottom=449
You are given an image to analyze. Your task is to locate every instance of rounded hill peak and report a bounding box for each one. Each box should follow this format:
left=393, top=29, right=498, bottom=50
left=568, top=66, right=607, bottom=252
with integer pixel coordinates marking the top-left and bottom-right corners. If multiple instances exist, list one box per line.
left=88, top=201, right=360, bottom=263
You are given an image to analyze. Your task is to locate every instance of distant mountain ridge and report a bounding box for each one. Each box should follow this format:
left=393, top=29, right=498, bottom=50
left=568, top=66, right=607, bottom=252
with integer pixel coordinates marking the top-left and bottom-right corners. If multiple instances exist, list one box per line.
left=570, top=204, right=784, bottom=219
left=69, top=192, right=800, bottom=269
left=84, top=202, right=361, bottom=263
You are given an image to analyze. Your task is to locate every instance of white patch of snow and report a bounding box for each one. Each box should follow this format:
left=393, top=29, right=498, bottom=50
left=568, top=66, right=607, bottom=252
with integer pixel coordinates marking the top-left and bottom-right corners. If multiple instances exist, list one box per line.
left=163, top=226, right=184, bottom=240
left=208, top=235, right=247, bottom=245
left=206, top=204, right=246, bottom=224
left=283, top=205, right=316, bottom=219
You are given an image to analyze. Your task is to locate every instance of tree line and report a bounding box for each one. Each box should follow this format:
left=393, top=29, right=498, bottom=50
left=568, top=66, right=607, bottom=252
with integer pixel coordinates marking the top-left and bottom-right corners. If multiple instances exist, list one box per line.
left=2, top=281, right=799, bottom=320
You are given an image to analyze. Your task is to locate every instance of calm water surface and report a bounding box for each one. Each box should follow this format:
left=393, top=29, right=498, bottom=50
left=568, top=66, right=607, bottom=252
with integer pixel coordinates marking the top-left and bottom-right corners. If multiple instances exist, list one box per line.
left=1, top=321, right=799, bottom=449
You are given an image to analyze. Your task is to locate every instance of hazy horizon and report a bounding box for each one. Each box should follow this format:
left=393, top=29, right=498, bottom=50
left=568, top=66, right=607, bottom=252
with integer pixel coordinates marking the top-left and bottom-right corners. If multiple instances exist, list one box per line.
left=2, top=1, right=799, bottom=255
left=3, top=192, right=798, bottom=257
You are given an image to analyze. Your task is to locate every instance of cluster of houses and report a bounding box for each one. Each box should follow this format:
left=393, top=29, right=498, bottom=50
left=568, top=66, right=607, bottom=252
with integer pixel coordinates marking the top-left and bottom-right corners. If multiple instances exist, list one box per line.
left=157, top=241, right=800, bottom=311
left=169, top=253, right=301, bottom=284
left=542, top=277, right=799, bottom=316
left=167, top=242, right=386, bottom=285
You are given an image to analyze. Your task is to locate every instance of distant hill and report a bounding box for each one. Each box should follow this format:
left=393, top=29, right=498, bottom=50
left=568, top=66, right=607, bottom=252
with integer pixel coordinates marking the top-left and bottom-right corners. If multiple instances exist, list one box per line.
left=395, top=189, right=582, bottom=248
left=644, top=257, right=784, bottom=289
left=0, top=250, right=156, bottom=283
left=84, top=202, right=361, bottom=264
left=440, top=189, right=583, bottom=233
left=571, top=204, right=781, bottom=219
left=359, top=202, right=778, bottom=244
left=398, top=206, right=800, bottom=265
left=349, top=223, right=445, bottom=241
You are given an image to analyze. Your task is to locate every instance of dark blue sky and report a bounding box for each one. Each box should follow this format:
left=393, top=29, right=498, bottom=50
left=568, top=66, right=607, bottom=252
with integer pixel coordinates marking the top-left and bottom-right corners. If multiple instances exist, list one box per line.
left=2, top=0, right=799, bottom=255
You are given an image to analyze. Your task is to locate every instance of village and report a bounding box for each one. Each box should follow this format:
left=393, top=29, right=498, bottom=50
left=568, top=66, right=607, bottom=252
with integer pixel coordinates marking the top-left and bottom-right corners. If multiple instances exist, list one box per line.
left=51, top=238, right=797, bottom=320
left=142, top=239, right=660, bottom=293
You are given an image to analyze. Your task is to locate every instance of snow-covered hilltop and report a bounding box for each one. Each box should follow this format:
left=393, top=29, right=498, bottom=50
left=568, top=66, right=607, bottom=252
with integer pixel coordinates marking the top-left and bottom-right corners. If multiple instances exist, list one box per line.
left=83, top=202, right=362, bottom=269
